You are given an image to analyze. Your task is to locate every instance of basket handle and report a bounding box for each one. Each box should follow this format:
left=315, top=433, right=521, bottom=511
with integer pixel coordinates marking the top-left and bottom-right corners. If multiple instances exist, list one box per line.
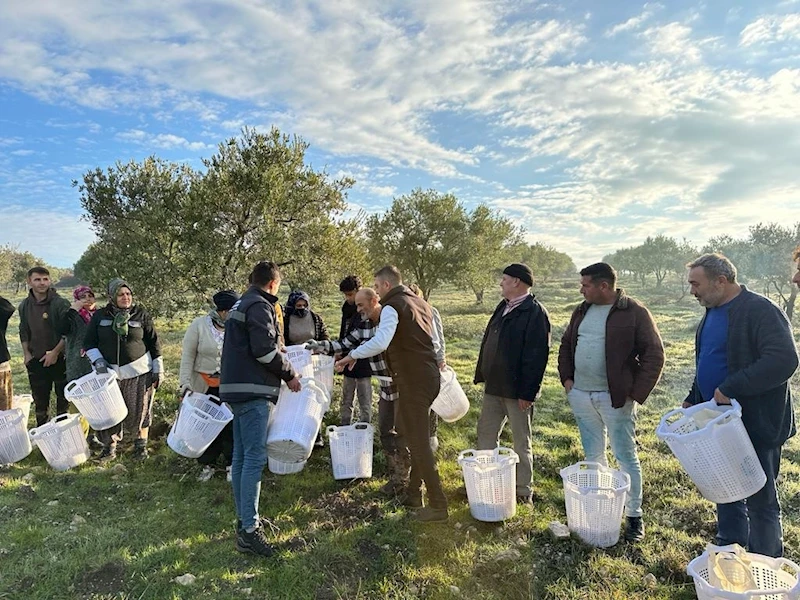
left=65, top=381, right=78, bottom=393
left=353, top=423, right=370, bottom=431
left=326, top=425, right=336, bottom=435
left=457, top=449, right=477, bottom=463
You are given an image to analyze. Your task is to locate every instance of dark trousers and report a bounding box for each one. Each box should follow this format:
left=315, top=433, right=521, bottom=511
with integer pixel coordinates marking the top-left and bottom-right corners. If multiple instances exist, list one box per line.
left=395, top=375, right=446, bottom=509
left=26, top=357, right=68, bottom=426
left=716, top=445, right=784, bottom=557
left=198, top=387, right=233, bottom=467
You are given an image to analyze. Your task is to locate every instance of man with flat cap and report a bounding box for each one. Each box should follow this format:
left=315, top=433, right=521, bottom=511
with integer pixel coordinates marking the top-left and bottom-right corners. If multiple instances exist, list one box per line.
left=474, top=263, right=551, bottom=504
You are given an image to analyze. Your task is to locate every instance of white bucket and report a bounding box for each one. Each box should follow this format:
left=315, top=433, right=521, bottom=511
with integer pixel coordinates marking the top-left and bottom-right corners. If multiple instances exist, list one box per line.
left=64, top=371, right=128, bottom=430
left=267, top=379, right=327, bottom=462
left=458, top=447, right=519, bottom=522
left=560, top=461, right=630, bottom=548
left=167, top=392, right=233, bottom=458
left=327, top=423, right=374, bottom=479
left=29, top=413, right=90, bottom=471
left=0, top=408, right=33, bottom=464
left=431, top=366, right=469, bottom=423
left=11, top=395, right=32, bottom=425
left=656, top=399, right=766, bottom=504
left=312, top=354, right=335, bottom=399
left=284, top=345, right=314, bottom=379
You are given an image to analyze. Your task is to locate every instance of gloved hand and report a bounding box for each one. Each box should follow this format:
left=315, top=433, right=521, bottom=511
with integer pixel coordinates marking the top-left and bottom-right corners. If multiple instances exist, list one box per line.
left=153, top=371, right=165, bottom=390
left=305, top=340, right=332, bottom=354
left=177, top=384, right=190, bottom=399
left=93, top=358, right=109, bottom=374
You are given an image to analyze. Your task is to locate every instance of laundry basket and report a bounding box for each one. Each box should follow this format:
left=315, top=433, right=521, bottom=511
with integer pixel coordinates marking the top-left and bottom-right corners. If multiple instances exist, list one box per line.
left=458, top=447, right=519, bottom=522
left=656, top=399, right=766, bottom=504
left=167, top=392, right=233, bottom=458
left=11, top=395, right=32, bottom=425
left=688, top=545, right=800, bottom=600
left=313, top=354, right=335, bottom=399
left=268, top=455, right=307, bottom=475
left=284, top=345, right=314, bottom=379
left=431, top=366, right=469, bottom=422
left=267, top=379, right=327, bottom=463
left=327, top=423, right=374, bottom=479
left=560, top=461, right=631, bottom=548
left=64, top=370, right=128, bottom=430
left=29, top=413, right=90, bottom=471
left=0, top=408, right=33, bottom=464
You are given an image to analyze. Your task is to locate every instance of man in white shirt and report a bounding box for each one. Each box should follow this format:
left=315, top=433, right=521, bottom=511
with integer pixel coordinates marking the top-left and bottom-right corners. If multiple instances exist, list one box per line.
left=336, top=265, right=447, bottom=523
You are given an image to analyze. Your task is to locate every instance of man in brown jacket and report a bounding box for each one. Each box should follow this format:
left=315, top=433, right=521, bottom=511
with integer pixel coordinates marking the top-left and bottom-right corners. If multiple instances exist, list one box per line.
left=558, top=262, right=664, bottom=542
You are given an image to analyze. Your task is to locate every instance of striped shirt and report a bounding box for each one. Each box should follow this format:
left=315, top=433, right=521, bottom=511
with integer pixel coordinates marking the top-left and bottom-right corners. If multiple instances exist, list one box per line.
left=329, top=319, right=399, bottom=402
left=502, top=292, right=530, bottom=316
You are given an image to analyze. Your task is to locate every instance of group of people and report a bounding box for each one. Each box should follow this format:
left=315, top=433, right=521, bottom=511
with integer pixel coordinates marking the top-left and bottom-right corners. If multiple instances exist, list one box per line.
left=0, top=248, right=798, bottom=564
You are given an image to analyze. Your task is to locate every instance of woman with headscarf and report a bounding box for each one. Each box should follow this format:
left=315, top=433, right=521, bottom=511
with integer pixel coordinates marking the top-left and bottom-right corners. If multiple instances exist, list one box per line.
left=283, top=290, right=329, bottom=346
left=84, top=278, right=163, bottom=461
left=59, top=286, right=98, bottom=383
left=179, top=290, right=239, bottom=481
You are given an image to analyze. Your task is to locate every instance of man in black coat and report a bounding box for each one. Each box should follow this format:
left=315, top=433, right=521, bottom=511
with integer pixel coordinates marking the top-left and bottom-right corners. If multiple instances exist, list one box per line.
left=0, top=295, right=14, bottom=410
left=474, top=263, right=551, bottom=504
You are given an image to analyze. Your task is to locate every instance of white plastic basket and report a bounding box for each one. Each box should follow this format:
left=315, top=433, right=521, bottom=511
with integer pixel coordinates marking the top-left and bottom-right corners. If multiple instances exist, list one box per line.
left=688, top=545, right=800, bottom=599
left=656, top=399, right=766, bottom=504
left=327, top=423, right=374, bottom=480
left=458, top=447, right=519, bottom=522
left=167, top=392, right=233, bottom=458
left=268, top=455, right=306, bottom=475
left=64, top=370, right=128, bottom=430
left=560, top=461, right=631, bottom=548
left=284, top=345, right=314, bottom=379
left=0, top=408, right=33, bottom=464
left=267, top=379, right=327, bottom=462
left=431, top=366, right=469, bottom=423
left=29, top=413, right=90, bottom=471
left=312, top=354, right=335, bottom=399
left=11, top=395, right=32, bottom=425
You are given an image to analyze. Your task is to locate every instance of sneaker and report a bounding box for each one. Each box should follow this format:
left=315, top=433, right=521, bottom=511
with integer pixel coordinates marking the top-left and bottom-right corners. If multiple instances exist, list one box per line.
left=98, top=446, right=117, bottom=463
left=414, top=507, right=448, bottom=523
left=132, top=444, right=149, bottom=461
left=236, top=526, right=276, bottom=557
left=226, top=466, right=232, bottom=483
left=197, top=466, right=215, bottom=482
left=87, top=434, right=103, bottom=451
left=624, top=516, right=645, bottom=542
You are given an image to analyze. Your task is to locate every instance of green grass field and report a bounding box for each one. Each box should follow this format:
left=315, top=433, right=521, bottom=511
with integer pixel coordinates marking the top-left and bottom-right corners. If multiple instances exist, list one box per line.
left=1, top=281, right=798, bottom=600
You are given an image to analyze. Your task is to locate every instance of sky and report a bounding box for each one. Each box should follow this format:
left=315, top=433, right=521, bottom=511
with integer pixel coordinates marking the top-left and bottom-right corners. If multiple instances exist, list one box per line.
left=0, top=0, right=799, bottom=269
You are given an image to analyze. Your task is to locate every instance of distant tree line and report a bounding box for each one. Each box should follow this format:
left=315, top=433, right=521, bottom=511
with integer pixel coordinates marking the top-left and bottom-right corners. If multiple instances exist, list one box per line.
left=0, top=247, right=72, bottom=293
left=71, top=127, right=576, bottom=315
left=603, top=224, right=800, bottom=319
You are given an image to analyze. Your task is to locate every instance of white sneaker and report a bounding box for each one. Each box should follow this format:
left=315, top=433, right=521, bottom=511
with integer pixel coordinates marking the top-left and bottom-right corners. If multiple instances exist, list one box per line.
left=226, top=466, right=232, bottom=483
left=197, top=465, right=215, bottom=482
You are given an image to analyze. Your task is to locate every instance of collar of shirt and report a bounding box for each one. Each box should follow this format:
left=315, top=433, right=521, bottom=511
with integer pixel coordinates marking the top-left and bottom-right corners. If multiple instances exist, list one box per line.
left=502, top=292, right=529, bottom=316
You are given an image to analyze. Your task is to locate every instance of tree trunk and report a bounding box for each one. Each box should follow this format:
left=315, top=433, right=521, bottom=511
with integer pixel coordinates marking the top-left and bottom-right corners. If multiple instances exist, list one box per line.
left=786, top=286, right=798, bottom=321
left=473, top=288, right=484, bottom=304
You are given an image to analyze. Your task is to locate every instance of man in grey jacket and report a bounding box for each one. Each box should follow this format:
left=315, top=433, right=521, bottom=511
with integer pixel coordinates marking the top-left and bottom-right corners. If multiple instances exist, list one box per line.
left=684, top=253, right=798, bottom=558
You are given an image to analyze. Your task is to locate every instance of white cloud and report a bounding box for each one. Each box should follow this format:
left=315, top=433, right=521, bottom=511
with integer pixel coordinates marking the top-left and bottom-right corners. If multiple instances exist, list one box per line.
left=604, top=2, right=663, bottom=37
left=116, top=129, right=212, bottom=151
left=10, top=149, right=35, bottom=156
left=740, top=13, right=800, bottom=46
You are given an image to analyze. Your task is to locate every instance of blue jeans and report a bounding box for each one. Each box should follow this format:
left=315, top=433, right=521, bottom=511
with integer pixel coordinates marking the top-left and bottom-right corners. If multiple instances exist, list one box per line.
left=716, top=445, right=784, bottom=557
left=230, top=399, right=270, bottom=531
left=567, top=388, right=642, bottom=517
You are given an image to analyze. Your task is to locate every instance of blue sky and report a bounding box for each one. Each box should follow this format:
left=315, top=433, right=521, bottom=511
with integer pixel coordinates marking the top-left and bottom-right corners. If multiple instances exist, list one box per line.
left=1, top=0, right=799, bottom=268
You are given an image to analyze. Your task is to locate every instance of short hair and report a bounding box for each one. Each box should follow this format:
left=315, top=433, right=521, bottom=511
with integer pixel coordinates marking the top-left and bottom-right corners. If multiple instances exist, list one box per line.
left=793, top=245, right=800, bottom=262
left=374, top=265, right=402, bottom=287
left=356, top=287, right=378, bottom=302
left=407, top=283, right=424, bottom=298
left=250, top=261, right=281, bottom=287
left=27, top=266, right=50, bottom=278
left=579, top=262, right=617, bottom=287
left=686, top=253, right=737, bottom=283
left=339, top=275, right=362, bottom=293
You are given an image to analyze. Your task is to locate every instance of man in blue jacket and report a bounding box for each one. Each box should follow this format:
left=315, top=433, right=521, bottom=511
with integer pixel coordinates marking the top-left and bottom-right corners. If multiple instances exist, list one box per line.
left=220, top=261, right=301, bottom=557
left=684, top=253, right=798, bottom=558
left=474, top=263, right=551, bottom=504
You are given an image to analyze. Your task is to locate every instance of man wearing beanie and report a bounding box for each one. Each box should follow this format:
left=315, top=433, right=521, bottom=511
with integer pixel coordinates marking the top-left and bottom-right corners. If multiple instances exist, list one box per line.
left=474, top=263, right=551, bottom=505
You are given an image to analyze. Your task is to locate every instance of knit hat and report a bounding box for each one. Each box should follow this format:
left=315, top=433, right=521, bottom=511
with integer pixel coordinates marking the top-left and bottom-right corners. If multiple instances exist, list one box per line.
left=213, top=289, right=240, bottom=311
left=503, top=263, right=533, bottom=286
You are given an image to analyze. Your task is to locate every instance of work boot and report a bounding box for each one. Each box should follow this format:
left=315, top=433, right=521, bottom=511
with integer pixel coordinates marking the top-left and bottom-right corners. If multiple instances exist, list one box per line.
left=132, top=439, right=149, bottom=461
left=398, top=486, right=423, bottom=509
left=624, top=516, right=645, bottom=542
left=236, top=525, right=276, bottom=557
left=98, top=445, right=117, bottom=463
left=414, top=507, right=448, bottom=523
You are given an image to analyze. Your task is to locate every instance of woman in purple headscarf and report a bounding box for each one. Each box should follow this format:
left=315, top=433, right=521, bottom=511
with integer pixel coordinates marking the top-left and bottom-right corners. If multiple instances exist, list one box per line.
left=58, top=285, right=98, bottom=383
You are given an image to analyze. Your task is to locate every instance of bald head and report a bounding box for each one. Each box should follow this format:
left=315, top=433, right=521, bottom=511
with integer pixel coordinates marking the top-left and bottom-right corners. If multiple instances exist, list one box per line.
left=355, top=288, right=381, bottom=322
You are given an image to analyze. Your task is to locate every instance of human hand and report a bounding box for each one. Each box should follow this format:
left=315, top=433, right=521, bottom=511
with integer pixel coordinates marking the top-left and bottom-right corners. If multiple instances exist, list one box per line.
left=438, top=360, right=447, bottom=371
left=93, top=358, right=110, bottom=374
left=305, top=340, right=331, bottom=354
left=713, top=388, right=731, bottom=405
left=41, top=349, right=59, bottom=367
left=682, top=401, right=692, bottom=409
left=287, top=377, right=302, bottom=392
left=152, top=372, right=164, bottom=389
left=335, top=355, right=356, bottom=372
left=564, top=379, right=574, bottom=393
left=71, top=299, right=84, bottom=312
left=518, top=399, right=533, bottom=412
